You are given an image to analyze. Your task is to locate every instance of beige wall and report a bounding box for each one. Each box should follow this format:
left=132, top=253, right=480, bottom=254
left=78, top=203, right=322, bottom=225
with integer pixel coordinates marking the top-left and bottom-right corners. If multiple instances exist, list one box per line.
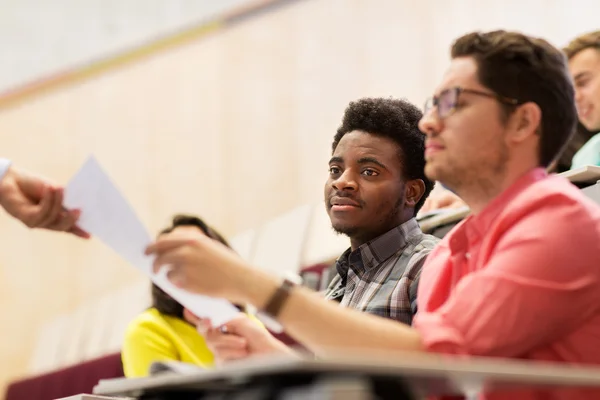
left=0, top=0, right=597, bottom=392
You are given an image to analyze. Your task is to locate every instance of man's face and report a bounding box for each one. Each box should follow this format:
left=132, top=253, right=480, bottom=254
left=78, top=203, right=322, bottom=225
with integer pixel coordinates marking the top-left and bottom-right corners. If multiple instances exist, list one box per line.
left=569, top=48, right=600, bottom=132
left=324, top=130, right=407, bottom=244
left=418, top=57, right=510, bottom=191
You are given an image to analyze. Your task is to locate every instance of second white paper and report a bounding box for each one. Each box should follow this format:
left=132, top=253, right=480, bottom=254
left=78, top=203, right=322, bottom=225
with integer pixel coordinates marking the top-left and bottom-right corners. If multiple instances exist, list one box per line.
left=64, top=156, right=240, bottom=326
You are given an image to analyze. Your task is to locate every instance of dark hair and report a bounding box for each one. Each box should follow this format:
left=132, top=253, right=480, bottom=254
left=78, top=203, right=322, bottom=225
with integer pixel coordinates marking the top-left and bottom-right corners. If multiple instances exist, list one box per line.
left=451, top=30, right=577, bottom=168
left=152, top=214, right=230, bottom=318
left=331, top=97, right=433, bottom=215
left=564, top=30, right=600, bottom=60
left=159, top=214, right=230, bottom=246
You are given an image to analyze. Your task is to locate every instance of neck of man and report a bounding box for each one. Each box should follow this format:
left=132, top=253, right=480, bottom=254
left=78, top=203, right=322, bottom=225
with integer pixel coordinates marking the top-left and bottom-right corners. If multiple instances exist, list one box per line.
left=348, top=210, right=414, bottom=251
left=452, top=158, right=539, bottom=215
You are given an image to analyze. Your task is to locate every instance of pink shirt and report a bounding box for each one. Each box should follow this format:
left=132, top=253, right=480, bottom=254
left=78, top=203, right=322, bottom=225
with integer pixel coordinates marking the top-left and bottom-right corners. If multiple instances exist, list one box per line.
left=413, top=168, right=600, bottom=400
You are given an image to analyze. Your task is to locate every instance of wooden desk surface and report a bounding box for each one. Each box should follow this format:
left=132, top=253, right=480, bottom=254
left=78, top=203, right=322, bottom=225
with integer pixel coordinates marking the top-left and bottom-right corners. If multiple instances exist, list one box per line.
left=93, top=352, right=600, bottom=397
left=55, top=394, right=129, bottom=400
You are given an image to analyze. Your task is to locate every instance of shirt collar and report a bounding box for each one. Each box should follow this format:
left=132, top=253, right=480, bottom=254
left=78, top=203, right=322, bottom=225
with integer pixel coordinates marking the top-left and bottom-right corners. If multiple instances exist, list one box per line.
left=464, top=167, right=547, bottom=241
left=335, top=218, right=423, bottom=278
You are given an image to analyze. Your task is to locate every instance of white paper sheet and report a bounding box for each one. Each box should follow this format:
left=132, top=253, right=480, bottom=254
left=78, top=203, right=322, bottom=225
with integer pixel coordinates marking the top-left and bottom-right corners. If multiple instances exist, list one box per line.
left=64, top=156, right=240, bottom=326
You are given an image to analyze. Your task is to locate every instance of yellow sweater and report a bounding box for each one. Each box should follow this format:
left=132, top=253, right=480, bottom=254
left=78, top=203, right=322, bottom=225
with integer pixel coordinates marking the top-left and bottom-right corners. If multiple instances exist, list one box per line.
left=122, top=308, right=215, bottom=377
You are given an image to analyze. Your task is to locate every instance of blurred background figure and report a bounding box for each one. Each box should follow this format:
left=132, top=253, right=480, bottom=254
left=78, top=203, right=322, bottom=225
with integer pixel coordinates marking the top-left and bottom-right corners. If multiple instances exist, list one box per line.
left=122, top=214, right=255, bottom=377
left=565, top=30, right=600, bottom=169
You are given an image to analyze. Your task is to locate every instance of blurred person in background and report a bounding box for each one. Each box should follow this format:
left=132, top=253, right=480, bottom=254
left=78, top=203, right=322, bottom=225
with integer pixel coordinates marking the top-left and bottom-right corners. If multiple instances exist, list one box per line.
left=565, top=30, right=600, bottom=169
left=121, top=214, right=261, bottom=377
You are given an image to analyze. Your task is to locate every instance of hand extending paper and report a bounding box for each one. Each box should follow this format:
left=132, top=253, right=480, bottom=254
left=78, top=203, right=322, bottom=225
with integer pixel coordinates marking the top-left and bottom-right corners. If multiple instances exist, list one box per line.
left=63, top=156, right=240, bottom=326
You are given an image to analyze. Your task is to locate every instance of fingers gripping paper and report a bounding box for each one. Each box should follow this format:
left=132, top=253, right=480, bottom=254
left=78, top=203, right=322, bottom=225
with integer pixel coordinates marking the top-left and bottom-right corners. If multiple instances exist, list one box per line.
left=64, top=156, right=239, bottom=326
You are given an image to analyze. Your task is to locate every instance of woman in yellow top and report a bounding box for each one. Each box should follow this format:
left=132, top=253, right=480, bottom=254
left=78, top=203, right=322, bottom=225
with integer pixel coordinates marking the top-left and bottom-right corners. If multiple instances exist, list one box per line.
left=122, top=214, right=246, bottom=377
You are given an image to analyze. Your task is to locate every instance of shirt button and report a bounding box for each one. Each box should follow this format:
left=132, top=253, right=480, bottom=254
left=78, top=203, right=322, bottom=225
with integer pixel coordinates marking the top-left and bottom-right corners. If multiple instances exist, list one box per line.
left=465, top=252, right=471, bottom=259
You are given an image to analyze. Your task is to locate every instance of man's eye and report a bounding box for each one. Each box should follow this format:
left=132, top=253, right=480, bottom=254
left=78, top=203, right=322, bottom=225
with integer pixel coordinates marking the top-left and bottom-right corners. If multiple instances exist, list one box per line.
left=329, top=166, right=341, bottom=174
left=362, top=169, right=378, bottom=177
left=576, top=79, right=589, bottom=88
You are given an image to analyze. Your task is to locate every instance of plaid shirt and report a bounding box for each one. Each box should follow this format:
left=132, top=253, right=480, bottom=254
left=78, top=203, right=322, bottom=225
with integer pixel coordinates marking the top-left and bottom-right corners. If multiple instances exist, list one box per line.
left=324, top=218, right=439, bottom=325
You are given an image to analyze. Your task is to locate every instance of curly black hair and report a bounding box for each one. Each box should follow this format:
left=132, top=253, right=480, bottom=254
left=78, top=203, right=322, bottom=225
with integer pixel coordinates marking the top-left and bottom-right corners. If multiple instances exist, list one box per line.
left=331, top=97, right=433, bottom=214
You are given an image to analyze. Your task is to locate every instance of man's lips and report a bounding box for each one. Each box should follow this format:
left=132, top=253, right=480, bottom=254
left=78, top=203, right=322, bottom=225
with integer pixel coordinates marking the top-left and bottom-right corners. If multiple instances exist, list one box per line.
left=329, top=196, right=361, bottom=210
left=578, top=104, right=592, bottom=120
left=425, top=141, right=444, bottom=150
left=425, top=141, right=444, bottom=157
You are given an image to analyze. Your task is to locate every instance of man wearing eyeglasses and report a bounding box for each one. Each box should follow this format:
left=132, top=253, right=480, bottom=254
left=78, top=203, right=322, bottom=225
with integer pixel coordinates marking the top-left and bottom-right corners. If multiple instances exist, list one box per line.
left=421, top=30, right=600, bottom=213
left=147, top=30, right=600, bottom=399
left=415, top=30, right=599, bottom=380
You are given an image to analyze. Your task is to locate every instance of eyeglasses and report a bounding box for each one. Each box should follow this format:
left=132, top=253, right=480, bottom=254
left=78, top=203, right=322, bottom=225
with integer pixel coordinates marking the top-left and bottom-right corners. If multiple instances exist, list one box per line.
left=424, top=87, right=520, bottom=118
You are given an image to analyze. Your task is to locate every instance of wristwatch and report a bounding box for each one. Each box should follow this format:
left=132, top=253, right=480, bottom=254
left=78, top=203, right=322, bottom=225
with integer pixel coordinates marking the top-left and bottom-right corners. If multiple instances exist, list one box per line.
left=262, top=274, right=302, bottom=319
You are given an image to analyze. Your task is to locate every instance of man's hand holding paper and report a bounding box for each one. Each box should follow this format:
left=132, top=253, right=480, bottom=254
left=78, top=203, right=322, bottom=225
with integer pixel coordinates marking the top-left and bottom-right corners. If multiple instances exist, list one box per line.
left=64, top=156, right=240, bottom=326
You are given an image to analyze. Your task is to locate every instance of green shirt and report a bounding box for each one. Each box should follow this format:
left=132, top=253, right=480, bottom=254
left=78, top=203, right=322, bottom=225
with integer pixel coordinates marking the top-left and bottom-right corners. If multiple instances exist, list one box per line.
left=572, top=132, right=600, bottom=169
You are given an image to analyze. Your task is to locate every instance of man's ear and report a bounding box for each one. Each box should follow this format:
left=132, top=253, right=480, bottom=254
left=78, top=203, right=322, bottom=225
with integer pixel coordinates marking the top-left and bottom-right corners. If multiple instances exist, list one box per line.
left=509, top=102, right=542, bottom=143
left=405, top=179, right=425, bottom=208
